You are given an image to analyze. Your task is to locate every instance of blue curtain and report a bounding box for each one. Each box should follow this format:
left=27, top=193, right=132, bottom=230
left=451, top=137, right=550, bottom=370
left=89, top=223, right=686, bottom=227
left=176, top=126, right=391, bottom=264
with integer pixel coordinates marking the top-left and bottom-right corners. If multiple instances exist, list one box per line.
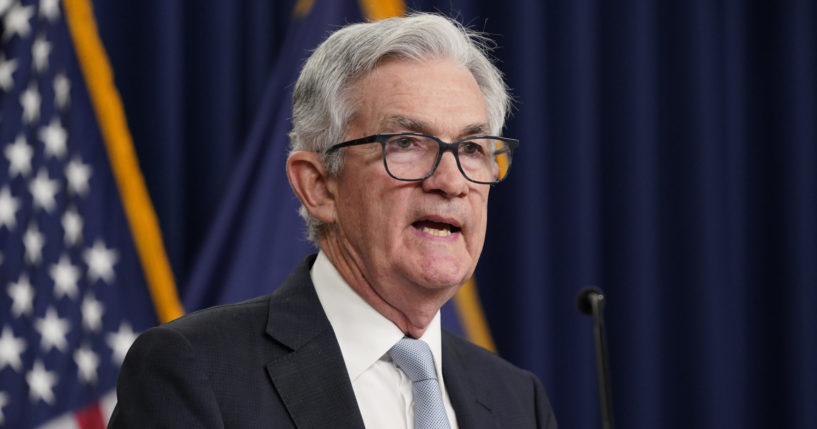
left=95, top=1, right=817, bottom=428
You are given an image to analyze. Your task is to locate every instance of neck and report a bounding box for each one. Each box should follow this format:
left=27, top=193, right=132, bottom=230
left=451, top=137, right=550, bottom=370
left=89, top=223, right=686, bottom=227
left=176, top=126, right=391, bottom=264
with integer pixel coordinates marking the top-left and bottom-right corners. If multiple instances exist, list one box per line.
left=318, top=238, right=455, bottom=339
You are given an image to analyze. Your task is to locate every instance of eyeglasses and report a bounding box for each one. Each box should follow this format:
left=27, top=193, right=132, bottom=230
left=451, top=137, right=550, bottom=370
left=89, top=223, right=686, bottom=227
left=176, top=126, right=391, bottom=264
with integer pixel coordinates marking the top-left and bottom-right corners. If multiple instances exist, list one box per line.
left=325, top=132, right=519, bottom=185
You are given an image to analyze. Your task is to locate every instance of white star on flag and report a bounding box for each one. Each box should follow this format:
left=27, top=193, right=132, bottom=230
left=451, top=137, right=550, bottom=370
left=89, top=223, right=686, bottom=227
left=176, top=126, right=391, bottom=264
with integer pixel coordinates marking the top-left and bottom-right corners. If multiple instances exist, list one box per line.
left=62, top=206, right=83, bottom=246
left=32, top=34, right=52, bottom=72
left=7, top=273, right=35, bottom=318
left=53, top=72, right=70, bottom=109
left=0, top=55, right=18, bottom=91
left=29, top=168, right=60, bottom=212
left=34, top=307, right=70, bottom=353
left=106, top=322, right=137, bottom=365
left=40, top=118, right=68, bottom=159
left=39, top=0, right=61, bottom=21
left=23, top=222, right=45, bottom=265
left=0, top=326, right=26, bottom=372
left=84, top=239, right=119, bottom=284
left=26, top=360, right=57, bottom=405
left=4, top=134, right=34, bottom=178
left=74, top=344, right=99, bottom=384
left=2, top=3, right=34, bottom=41
left=0, top=186, right=20, bottom=230
left=81, top=294, right=104, bottom=332
left=50, top=254, right=81, bottom=300
left=20, top=83, right=41, bottom=123
left=65, top=157, right=92, bottom=195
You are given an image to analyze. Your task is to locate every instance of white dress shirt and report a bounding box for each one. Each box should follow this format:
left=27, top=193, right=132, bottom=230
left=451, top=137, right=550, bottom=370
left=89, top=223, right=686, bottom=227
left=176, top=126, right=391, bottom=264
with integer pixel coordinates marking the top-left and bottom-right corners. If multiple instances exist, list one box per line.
left=311, top=251, right=459, bottom=429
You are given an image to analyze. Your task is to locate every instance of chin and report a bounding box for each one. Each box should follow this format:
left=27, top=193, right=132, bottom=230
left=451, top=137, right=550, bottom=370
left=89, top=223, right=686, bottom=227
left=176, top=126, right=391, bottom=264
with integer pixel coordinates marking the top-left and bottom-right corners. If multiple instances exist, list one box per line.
left=415, top=258, right=473, bottom=290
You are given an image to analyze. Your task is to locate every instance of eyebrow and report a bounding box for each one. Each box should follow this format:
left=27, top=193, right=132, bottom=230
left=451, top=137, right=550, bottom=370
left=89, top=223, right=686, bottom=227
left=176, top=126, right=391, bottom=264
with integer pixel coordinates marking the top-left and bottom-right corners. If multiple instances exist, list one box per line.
left=384, top=116, right=490, bottom=137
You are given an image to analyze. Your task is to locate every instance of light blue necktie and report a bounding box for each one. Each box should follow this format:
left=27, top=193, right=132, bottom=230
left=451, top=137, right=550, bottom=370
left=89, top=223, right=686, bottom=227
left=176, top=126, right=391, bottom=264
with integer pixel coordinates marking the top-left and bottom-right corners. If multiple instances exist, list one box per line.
left=388, top=337, right=452, bottom=429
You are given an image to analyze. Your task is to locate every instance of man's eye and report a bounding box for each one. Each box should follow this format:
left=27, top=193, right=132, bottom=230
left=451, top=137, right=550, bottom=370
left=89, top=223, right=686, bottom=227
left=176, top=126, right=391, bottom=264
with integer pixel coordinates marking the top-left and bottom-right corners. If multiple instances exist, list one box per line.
left=460, top=141, right=485, bottom=155
left=390, top=137, right=419, bottom=149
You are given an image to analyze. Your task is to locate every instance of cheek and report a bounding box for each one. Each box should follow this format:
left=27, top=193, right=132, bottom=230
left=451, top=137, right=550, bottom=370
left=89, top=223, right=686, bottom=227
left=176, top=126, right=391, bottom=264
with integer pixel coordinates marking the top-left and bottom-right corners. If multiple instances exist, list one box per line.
left=375, top=191, right=410, bottom=236
left=339, top=176, right=402, bottom=242
left=336, top=181, right=371, bottom=237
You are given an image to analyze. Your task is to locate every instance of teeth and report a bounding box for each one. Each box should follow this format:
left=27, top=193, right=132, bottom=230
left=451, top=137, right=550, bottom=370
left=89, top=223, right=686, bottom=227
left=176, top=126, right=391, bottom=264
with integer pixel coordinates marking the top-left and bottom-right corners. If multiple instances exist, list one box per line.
left=422, top=226, right=452, bottom=237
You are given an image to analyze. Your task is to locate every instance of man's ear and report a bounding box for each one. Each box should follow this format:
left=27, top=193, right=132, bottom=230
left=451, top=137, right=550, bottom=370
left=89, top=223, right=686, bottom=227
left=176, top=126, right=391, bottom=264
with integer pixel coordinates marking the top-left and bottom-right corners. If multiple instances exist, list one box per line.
left=286, top=151, right=337, bottom=224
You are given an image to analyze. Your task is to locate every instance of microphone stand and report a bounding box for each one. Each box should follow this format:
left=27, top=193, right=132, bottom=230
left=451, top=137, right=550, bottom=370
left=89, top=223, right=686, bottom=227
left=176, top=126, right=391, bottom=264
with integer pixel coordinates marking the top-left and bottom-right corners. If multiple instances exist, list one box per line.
left=577, top=287, right=615, bottom=429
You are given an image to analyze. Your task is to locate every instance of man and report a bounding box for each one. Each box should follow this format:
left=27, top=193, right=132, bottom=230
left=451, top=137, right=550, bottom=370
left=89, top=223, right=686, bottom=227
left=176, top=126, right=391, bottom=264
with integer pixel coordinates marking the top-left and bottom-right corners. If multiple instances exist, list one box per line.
left=110, top=13, right=557, bottom=428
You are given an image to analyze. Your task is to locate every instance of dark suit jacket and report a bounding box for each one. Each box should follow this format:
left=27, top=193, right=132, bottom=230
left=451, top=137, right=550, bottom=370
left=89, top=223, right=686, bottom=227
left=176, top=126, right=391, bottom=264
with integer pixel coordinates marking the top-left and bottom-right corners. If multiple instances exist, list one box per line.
left=109, top=255, right=557, bottom=428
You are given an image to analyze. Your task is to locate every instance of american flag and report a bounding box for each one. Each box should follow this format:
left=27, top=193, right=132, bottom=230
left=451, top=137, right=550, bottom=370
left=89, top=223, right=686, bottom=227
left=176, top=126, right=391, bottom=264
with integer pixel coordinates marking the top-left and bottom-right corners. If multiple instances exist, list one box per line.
left=0, top=0, right=174, bottom=427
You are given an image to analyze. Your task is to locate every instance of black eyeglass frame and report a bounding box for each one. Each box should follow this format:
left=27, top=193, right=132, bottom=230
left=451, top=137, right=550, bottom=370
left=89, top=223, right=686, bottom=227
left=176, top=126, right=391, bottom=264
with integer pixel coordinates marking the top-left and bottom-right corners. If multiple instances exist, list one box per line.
left=324, top=132, right=520, bottom=185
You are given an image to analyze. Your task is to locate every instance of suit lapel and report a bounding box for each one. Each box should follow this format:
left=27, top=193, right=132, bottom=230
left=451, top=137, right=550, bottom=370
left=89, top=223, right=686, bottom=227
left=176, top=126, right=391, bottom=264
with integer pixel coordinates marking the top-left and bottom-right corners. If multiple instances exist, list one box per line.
left=264, top=255, right=366, bottom=429
left=442, top=333, right=498, bottom=429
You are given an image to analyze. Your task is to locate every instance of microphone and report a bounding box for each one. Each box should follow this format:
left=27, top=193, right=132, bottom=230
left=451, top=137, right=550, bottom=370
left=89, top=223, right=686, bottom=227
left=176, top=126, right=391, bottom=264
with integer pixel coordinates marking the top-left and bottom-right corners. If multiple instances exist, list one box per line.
left=576, top=286, right=615, bottom=429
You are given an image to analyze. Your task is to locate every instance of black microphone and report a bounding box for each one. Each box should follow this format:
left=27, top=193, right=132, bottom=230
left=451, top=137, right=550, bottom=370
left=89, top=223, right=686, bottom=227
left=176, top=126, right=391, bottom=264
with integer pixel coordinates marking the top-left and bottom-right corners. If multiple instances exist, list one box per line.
left=576, top=286, right=615, bottom=429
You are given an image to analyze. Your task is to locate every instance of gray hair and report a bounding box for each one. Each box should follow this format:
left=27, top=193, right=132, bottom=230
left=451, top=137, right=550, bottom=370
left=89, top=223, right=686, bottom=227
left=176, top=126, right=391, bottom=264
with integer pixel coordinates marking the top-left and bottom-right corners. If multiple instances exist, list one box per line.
left=289, top=12, right=511, bottom=242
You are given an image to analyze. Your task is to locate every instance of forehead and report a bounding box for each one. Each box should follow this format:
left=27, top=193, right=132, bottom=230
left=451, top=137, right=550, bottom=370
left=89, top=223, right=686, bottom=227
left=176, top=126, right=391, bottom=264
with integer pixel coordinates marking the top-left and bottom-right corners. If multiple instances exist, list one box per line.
left=348, top=58, right=489, bottom=137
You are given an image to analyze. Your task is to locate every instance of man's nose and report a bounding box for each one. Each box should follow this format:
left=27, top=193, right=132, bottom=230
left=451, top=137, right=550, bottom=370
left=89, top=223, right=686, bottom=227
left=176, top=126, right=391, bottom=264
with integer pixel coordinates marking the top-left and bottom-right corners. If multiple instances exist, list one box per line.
left=422, top=150, right=469, bottom=197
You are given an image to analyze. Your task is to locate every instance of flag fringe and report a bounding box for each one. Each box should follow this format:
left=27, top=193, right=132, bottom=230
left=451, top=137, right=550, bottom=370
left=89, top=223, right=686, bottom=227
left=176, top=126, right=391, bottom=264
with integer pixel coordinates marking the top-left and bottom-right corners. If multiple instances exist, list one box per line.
left=62, top=0, right=184, bottom=323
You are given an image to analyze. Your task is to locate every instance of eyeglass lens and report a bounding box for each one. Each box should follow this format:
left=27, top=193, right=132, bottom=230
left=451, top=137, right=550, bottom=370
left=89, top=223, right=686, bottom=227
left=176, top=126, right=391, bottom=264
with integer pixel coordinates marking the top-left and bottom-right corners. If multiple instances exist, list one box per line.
left=382, top=134, right=512, bottom=183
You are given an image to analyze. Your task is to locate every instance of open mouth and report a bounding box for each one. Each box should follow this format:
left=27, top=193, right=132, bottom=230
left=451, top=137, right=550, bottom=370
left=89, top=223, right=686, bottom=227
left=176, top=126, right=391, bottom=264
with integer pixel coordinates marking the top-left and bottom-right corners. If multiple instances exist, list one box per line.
left=412, top=220, right=461, bottom=237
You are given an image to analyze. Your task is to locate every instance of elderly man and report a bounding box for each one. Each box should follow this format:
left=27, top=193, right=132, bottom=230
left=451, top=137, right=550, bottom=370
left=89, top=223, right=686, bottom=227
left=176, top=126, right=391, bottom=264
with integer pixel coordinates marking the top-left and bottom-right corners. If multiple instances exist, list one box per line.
left=110, top=13, right=557, bottom=429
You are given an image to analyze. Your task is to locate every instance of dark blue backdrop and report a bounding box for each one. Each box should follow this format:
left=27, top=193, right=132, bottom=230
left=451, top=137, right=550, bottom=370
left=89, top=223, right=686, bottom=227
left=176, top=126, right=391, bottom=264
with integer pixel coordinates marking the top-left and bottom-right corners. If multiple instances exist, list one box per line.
left=93, top=1, right=816, bottom=428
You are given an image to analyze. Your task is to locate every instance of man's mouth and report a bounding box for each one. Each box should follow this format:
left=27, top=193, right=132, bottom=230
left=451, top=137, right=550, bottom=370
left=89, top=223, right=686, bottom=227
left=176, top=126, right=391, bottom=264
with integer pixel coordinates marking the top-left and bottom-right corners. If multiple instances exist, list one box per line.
left=412, top=220, right=461, bottom=237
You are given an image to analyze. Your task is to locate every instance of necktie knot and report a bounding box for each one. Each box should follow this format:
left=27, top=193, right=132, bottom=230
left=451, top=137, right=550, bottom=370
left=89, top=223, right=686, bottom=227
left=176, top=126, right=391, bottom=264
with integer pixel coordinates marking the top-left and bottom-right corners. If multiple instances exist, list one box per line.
left=388, top=337, right=437, bottom=382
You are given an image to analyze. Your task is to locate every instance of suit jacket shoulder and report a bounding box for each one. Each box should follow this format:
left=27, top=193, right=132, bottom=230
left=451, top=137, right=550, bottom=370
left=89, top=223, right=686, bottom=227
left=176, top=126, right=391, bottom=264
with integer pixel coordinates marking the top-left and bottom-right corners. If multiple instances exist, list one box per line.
left=109, top=255, right=365, bottom=429
left=442, top=331, right=558, bottom=429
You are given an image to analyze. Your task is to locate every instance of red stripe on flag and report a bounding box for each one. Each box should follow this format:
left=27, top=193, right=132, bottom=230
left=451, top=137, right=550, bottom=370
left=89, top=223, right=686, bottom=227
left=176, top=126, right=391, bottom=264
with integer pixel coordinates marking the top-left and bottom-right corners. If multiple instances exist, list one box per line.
left=75, top=402, right=106, bottom=429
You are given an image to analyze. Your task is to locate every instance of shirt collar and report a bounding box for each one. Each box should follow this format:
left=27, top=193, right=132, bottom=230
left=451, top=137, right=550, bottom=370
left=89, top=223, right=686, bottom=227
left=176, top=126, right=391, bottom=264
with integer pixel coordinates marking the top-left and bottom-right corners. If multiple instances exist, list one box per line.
left=311, top=251, right=444, bottom=382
